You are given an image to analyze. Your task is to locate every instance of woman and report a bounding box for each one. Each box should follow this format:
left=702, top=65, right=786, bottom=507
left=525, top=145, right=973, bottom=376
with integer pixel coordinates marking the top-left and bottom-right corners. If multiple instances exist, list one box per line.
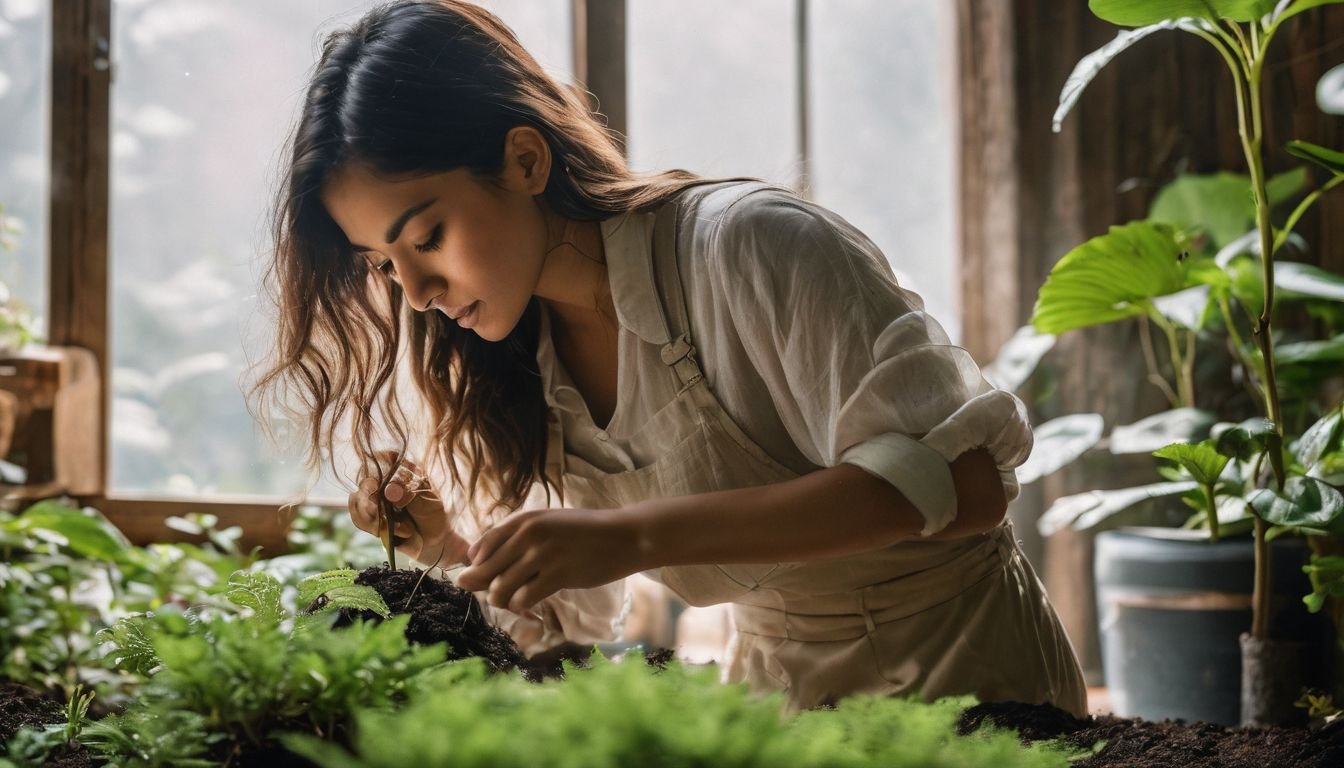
left=255, top=0, right=1086, bottom=714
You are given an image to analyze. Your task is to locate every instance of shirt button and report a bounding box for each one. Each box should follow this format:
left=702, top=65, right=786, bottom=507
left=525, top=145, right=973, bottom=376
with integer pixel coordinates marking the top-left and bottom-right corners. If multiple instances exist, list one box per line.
left=596, top=431, right=610, bottom=442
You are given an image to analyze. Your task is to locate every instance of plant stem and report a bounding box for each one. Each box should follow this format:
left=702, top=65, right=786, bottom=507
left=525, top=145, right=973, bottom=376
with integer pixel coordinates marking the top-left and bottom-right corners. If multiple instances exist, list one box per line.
left=1252, top=515, right=1271, bottom=638
left=1151, top=311, right=1195, bottom=407
left=1233, top=30, right=1281, bottom=643
left=1139, top=316, right=1182, bottom=407
left=1204, top=482, right=1222, bottom=542
left=1275, top=175, right=1344, bottom=253
left=1218, top=295, right=1265, bottom=405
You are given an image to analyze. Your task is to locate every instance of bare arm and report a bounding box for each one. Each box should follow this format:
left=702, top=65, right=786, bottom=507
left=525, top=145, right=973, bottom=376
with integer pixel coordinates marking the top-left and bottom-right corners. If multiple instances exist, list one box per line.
left=457, top=448, right=1008, bottom=612
left=627, top=447, right=1007, bottom=570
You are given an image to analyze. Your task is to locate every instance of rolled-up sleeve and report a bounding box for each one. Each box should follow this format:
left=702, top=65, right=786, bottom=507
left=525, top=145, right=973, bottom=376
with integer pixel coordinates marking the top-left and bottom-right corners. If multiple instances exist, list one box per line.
left=709, top=190, right=1032, bottom=536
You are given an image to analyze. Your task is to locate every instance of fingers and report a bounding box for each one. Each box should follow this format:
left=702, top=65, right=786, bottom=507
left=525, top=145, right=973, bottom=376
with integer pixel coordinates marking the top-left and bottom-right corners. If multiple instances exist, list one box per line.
left=485, top=556, right=541, bottom=612
left=347, top=476, right=382, bottom=536
left=508, top=576, right=559, bottom=614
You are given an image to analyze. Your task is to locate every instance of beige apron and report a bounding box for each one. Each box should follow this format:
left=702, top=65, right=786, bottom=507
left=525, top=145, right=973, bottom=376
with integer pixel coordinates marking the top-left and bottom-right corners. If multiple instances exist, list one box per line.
left=547, top=182, right=1087, bottom=715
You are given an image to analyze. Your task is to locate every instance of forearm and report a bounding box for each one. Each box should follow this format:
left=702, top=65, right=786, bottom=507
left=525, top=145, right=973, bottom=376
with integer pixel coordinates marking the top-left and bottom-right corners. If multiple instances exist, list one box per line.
left=628, top=448, right=1008, bottom=570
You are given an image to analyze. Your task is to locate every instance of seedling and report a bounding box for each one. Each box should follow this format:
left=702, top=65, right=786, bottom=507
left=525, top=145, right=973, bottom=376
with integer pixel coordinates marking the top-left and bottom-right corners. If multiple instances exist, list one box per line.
left=377, top=453, right=422, bottom=571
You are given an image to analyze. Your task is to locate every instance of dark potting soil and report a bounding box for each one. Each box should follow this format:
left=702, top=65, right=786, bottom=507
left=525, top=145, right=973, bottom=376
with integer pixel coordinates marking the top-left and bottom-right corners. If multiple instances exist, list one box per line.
left=339, top=566, right=677, bottom=681
left=0, top=681, right=97, bottom=768
left=338, top=566, right=533, bottom=676
left=958, top=700, right=1344, bottom=768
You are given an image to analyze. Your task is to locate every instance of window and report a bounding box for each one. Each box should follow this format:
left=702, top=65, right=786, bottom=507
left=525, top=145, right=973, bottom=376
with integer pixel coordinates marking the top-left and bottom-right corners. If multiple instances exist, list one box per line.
left=808, top=0, right=959, bottom=339
left=628, top=0, right=959, bottom=340
left=106, top=0, right=572, bottom=497
left=628, top=0, right=799, bottom=183
left=0, top=0, right=51, bottom=338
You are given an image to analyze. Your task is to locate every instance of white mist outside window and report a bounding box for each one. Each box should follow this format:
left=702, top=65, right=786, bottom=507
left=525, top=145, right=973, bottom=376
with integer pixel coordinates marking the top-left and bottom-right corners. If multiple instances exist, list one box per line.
left=628, top=0, right=959, bottom=342
left=0, top=0, right=51, bottom=338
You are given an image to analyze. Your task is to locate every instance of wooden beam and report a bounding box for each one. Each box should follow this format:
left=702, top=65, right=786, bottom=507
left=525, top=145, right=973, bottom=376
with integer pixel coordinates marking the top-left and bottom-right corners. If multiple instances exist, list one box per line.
left=573, top=0, right=627, bottom=153
left=48, top=0, right=110, bottom=496
left=956, top=0, right=1022, bottom=365
left=97, top=497, right=306, bottom=555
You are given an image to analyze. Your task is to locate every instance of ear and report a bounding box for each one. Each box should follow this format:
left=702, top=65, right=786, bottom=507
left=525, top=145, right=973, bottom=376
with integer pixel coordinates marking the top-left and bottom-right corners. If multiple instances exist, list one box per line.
left=503, top=126, right=552, bottom=196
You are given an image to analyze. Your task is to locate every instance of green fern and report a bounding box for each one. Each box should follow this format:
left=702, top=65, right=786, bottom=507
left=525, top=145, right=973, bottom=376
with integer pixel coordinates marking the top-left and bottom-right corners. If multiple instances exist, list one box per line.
left=223, top=570, right=284, bottom=624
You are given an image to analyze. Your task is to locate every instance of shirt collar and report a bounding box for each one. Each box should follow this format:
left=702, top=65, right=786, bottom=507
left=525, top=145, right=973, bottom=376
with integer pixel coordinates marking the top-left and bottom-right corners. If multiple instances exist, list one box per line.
left=602, top=211, right=671, bottom=345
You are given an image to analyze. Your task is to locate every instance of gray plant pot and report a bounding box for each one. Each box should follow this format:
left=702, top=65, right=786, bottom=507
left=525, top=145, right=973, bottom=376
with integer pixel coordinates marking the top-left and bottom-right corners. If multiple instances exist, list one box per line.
left=1094, top=527, right=1323, bottom=725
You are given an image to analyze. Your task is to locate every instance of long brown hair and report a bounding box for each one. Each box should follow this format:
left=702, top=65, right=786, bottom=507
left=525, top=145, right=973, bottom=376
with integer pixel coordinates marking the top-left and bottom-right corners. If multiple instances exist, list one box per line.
left=252, top=0, right=702, bottom=515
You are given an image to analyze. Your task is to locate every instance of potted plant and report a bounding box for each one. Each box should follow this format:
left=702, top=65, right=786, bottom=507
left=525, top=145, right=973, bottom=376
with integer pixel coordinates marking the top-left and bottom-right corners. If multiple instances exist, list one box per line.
left=994, top=0, right=1344, bottom=727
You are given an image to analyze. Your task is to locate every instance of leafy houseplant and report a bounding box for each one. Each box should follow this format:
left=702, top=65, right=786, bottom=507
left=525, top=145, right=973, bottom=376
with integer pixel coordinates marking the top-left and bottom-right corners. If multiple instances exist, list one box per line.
left=1029, top=0, right=1344, bottom=726
left=0, top=204, right=40, bottom=356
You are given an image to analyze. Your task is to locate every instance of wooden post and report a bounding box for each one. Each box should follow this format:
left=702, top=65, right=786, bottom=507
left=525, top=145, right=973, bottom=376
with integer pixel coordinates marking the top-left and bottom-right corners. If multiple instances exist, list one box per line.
left=573, top=0, right=627, bottom=154
left=49, top=0, right=110, bottom=497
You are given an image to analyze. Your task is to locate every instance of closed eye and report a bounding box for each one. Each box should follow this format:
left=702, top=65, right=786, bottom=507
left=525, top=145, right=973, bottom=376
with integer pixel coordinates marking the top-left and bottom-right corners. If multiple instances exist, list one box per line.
left=415, top=223, right=443, bottom=254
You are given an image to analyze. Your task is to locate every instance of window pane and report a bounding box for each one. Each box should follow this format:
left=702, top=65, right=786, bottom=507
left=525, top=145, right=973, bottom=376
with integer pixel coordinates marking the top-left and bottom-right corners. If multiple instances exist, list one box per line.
left=628, top=0, right=798, bottom=184
left=0, top=0, right=50, bottom=342
left=109, top=0, right=571, bottom=497
left=809, top=0, right=959, bottom=340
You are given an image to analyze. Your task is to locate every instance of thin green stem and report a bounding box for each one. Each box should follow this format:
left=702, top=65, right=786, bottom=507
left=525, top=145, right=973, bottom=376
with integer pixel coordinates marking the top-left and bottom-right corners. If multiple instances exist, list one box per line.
left=1151, top=310, right=1194, bottom=408
left=1218, top=295, right=1265, bottom=404
left=1204, top=482, right=1222, bottom=542
left=1275, top=175, right=1344, bottom=253
left=1252, top=515, right=1271, bottom=639
left=1139, top=315, right=1182, bottom=408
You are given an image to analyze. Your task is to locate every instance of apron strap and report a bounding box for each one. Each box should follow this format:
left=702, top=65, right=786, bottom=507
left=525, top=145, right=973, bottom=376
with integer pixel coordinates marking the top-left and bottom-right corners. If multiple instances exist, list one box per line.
left=650, top=201, right=703, bottom=391
left=648, top=179, right=782, bottom=391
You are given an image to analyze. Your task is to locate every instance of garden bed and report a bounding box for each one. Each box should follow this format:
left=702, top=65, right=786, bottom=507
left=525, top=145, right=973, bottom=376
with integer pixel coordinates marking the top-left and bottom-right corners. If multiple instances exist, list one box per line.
left=960, top=701, right=1344, bottom=768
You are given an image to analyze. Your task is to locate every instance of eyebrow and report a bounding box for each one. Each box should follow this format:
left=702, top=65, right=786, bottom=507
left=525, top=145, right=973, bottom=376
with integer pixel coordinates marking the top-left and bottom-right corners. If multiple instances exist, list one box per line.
left=348, top=197, right=437, bottom=252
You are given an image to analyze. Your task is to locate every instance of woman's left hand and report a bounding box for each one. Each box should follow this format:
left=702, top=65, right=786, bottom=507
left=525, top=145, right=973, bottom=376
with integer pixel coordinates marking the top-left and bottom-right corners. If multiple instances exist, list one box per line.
left=455, top=507, right=644, bottom=614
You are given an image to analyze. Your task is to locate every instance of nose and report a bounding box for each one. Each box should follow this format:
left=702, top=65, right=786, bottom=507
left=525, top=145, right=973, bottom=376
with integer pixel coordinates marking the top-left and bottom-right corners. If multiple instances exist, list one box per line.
left=396, top=260, right=441, bottom=313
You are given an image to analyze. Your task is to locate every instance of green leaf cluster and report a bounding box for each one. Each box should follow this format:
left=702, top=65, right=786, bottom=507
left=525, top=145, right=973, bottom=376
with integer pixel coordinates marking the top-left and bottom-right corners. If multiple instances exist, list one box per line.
left=86, top=572, right=444, bottom=765
left=286, top=656, right=1078, bottom=768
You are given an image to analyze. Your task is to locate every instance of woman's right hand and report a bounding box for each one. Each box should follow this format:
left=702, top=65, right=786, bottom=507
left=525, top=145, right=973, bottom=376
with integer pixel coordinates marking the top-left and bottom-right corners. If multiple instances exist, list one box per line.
left=347, top=454, right=471, bottom=568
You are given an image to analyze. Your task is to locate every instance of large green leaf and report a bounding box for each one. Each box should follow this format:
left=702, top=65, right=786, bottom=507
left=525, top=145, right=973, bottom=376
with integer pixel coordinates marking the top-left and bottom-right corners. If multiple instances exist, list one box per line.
left=1275, top=334, right=1344, bottom=366
left=1149, top=173, right=1255, bottom=250
left=1276, top=261, right=1344, bottom=302
left=1037, top=481, right=1197, bottom=535
left=983, top=325, right=1057, bottom=392
left=1213, top=417, right=1278, bottom=460
left=1295, top=407, right=1343, bottom=467
left=1032, top=221, right=1195, bottom=334
left=1017, top=414, right=1106, bottom=484
left=1266, top=166, right=1312, bottom=208
left=1054, top=20, right=1194, bottom=132
left=1089, top=0, right=1275, bottom=25
left=1320, top=63, right=1344, bottom=116
left=1286, top=140, right=1344, bottom=176
left=1249, top=476, right=1344, bottom=534
left=1276, top=0, right=1344, bottom=26
left=8, top=500, right=132, bottom=561
left=1153, top=441, right=1231, bottom=485
left=1109, top=408, right=1216, bottom=454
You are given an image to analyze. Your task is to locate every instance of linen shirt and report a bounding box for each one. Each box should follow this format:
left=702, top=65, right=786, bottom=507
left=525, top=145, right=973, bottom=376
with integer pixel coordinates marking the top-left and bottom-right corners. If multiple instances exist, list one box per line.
left=540, top=183, right=1033, bottom=537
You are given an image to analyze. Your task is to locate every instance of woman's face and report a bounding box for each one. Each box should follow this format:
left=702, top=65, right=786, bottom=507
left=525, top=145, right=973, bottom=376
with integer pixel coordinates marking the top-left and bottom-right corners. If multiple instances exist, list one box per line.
left=321, top=130, right=551, bottom=342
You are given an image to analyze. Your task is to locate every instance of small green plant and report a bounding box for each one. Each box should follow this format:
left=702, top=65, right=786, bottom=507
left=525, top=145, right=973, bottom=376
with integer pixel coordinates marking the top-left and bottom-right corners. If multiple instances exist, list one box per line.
left=0, top=204, right=41, bottom=352
left=285, top=654, right=1080, bottom=768
left=1294, top=690, right=1342, bottom=722
left=87, top=570, right=437, bottom=765
left=0, top=686, right=95, bottom=767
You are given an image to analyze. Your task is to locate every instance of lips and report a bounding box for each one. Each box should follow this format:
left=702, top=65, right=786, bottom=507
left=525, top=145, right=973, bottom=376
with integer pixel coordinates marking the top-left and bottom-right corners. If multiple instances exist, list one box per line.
left=433, top=298, right=476, bottom=320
